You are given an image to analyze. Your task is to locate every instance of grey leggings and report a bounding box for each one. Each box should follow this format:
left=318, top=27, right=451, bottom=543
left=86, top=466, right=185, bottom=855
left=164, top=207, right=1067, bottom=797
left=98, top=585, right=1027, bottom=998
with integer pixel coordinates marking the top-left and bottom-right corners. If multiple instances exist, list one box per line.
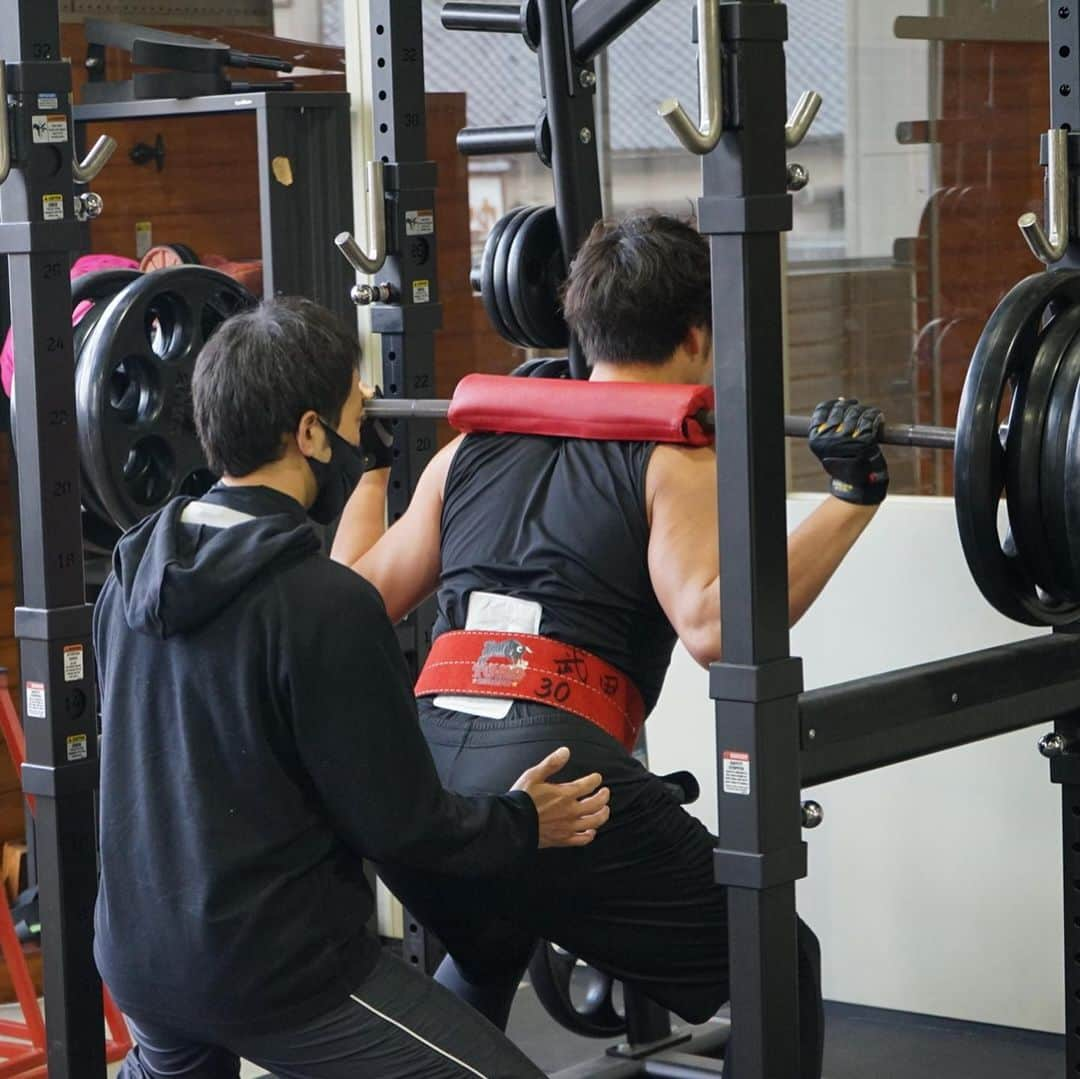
left=117, top=949, right=545, bottom=1079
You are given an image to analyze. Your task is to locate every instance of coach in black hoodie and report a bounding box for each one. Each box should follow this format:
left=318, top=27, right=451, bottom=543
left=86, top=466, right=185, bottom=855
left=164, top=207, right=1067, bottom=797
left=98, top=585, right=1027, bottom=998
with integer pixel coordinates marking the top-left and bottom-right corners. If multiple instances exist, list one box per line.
left=94, top=298, right=610, bottom=1079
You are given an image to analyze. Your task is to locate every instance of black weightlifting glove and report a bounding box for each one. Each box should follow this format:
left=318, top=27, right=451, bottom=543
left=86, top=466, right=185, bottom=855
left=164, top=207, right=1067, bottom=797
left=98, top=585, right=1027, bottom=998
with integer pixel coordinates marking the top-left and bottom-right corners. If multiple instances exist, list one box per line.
left=808, top=398, right=889, bottom=506
left=360, top=387, right=395, bottom=472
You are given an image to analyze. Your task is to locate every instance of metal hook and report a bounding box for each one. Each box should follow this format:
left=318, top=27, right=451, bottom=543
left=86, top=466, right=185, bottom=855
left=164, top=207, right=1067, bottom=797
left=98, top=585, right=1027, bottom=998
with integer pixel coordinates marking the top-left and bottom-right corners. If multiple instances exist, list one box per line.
left=0, top=63, right=11, bottom=188
left=72, top=135, right=118, bottom=184
left=657, top=0, right=722, bottom=155
left=335, top=162, right=388, bottom=277
left=1019, top=128, right=1070, bottom=264
left=785, top=91, right=822, bottom=149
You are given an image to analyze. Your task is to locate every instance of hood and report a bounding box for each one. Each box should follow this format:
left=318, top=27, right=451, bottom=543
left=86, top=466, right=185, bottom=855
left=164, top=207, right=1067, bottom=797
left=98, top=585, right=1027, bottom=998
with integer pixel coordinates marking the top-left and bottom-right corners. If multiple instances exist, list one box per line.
left=112, top=491, right=322, bottom=639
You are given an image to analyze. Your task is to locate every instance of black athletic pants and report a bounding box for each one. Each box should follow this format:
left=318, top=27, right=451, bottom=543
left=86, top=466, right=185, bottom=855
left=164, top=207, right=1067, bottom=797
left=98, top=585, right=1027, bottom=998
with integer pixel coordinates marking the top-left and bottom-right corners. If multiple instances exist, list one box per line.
left=115, top=949, right=545, bottom=1078
left=379, top=702, right=824, bottom=1079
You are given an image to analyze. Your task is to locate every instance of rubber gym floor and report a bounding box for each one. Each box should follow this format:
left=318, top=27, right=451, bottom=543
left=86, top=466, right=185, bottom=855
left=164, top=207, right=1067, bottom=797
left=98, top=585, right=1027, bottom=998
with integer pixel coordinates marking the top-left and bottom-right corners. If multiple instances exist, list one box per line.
left=98, top=984, right=1063, bottom=1077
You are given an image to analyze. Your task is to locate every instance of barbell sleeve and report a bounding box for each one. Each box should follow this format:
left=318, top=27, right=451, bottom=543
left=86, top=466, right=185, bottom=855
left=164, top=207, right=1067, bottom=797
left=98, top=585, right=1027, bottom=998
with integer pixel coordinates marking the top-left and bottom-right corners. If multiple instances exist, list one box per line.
left=367, top=398, right=453, bottom=420
left=442, top=2, right=524, bottom=33
left=364, top=397, right=959, bottom=450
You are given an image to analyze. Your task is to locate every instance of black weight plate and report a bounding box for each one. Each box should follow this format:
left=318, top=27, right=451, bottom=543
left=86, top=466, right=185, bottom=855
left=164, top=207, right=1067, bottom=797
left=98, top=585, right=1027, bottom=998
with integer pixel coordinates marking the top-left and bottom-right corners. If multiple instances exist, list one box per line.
left=528, top=941, right=625, bottom=1039
left=954, top=269, right=1080, bottom=625
left=76, top=266, right=255, bottom=530
left=1005, top=302, right=1080, bottom=598
left=1060, top=363, right=1080, bottom=603
left=493, top=205, right=539, bottom=348
left=508, top=205, right=570, bottom=350
left=480, top=211, right=521, bottom=344
left=81, top=507, right=122, bottom=558
left=1041, top=331, right=1080, bottom=597
left=71, top=270, right=146, bottom=527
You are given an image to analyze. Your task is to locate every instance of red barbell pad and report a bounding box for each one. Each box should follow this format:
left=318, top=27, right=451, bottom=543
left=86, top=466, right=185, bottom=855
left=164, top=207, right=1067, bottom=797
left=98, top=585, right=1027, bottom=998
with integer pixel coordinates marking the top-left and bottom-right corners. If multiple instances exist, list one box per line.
left=447, top=374, right=715, bottom=446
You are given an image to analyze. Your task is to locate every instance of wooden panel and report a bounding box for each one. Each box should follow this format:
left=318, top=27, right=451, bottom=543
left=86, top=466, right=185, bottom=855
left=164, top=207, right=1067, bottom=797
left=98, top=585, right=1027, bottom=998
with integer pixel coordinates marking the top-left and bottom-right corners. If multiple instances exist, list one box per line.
left=60, top=2, right=271, bottom=27
left=84, top=112, right=262, bottom=262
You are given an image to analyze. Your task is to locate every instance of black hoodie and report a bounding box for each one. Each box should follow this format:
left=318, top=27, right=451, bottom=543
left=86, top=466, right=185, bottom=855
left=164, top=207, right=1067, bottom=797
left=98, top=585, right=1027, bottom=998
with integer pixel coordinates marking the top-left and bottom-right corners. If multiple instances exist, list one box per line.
left=93, top=484, right=538, bottom=1039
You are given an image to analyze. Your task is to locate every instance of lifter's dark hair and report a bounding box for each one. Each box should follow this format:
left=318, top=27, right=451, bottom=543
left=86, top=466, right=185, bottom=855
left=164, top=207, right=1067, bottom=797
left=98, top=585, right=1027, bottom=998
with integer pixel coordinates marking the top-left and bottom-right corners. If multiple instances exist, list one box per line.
left=193, top=296, right=360, bottom=478
left=561, top=212, right=711, bottom=366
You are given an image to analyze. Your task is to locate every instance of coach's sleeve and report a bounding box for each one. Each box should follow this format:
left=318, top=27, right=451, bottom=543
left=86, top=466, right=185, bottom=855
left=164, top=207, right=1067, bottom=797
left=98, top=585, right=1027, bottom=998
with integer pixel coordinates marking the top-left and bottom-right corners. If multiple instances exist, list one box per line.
left=286, top=575, right=539, bottom=875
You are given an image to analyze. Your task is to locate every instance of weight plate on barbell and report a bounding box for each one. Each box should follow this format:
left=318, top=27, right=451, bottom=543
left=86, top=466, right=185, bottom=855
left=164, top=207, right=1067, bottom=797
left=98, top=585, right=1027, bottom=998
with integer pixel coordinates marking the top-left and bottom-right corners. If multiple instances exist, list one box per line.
left=508, top=205, right=569, bottom=350
left=75, top=266, right=256, bottom=531
left=71, top=269, right=147, bottom=530
left=1005, top=302, right=1080, bottom=598
left=1041, top=329, right=1080, bottom=598
left=1059, top=355, right=1080, bottom=603
left=528, top=941, right=625, bottom=1039
left=494, top=204, right=540, bottom=348
left=955, top=270, right=1080, bottom=625
left=480, top=210, right=522, bottom=345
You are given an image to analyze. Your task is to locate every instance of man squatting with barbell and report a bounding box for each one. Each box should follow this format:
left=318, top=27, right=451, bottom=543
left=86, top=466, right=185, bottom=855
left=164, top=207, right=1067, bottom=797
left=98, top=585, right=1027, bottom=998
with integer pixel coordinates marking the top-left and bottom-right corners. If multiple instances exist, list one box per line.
left=93, top=298, right=612, bottom=1079
left=331, top=213, right=891, bottom=1079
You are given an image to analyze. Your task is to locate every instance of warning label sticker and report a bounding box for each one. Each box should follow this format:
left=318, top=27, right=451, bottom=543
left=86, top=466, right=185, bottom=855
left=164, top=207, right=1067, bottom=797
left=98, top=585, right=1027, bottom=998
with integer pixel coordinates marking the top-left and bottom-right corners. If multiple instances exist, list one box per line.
left=66, top=734, right=88, bottom=762
left=42, top=194, right=64, bottom=221
left=63, top=645, right=84, bottom=683
left=412, top=279, right=431, bottom=304
left=135, top=221, right=153, bottom=259
left=405, top=209, right=434, bottom=236
left=32, top=114, right=68, bottom=144
left=25, top=683, right=45, bottom=720
left=722, top=751, right=751, bottom=796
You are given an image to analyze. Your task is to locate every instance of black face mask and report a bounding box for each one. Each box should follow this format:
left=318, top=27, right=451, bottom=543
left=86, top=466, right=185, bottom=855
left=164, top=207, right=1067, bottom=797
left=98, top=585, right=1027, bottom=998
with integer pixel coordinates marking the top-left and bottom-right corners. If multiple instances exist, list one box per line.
left=305, top=418, right=368, bottom=526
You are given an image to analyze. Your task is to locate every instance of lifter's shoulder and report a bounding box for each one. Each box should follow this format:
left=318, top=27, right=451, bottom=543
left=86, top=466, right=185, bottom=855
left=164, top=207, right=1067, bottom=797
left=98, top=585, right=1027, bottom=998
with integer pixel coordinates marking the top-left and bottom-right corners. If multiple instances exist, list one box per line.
left=645, top=443, right=717, bottom=523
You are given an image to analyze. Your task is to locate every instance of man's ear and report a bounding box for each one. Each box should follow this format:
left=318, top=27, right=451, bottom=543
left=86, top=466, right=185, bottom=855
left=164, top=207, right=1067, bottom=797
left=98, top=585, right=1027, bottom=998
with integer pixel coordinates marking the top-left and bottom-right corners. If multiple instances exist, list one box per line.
left=294, top=409, right=324, bottom=460
left=682, top=325, right=710, bottom=359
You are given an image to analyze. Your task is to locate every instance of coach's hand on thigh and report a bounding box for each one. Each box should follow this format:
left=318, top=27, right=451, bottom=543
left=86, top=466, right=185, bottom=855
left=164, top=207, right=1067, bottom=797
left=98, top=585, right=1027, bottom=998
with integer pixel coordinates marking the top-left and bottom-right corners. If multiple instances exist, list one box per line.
left=512, top=747, right=610, bottom=848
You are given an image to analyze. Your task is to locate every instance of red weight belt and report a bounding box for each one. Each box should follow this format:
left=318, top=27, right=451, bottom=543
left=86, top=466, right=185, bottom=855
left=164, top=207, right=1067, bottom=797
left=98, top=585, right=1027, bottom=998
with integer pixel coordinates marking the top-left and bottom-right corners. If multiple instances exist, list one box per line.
left=415, top=631, right=646, bottom=752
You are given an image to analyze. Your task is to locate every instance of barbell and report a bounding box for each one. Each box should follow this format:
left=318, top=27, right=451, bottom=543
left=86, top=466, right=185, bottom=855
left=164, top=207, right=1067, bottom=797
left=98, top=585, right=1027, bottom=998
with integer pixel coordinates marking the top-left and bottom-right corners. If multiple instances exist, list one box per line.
left=366, top=269, right=1080, bottom=628
left=27, top=256, right=1080, bottom=630
left=363, top=396, right=959, bottom=450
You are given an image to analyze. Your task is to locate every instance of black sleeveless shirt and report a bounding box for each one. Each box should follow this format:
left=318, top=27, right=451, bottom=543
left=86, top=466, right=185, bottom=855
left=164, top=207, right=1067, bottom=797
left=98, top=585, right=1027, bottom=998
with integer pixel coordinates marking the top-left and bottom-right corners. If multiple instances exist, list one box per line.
left=433, top=433, right=678, bottom=714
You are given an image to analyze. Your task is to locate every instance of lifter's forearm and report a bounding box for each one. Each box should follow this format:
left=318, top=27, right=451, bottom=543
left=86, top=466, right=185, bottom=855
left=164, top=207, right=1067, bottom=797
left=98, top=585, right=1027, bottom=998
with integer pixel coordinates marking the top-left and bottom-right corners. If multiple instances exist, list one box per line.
left=330, top=469, right=391, bottom=566
left=787, top=496, right=879, bottom=626
left=677, top=498, right=878, bottom=667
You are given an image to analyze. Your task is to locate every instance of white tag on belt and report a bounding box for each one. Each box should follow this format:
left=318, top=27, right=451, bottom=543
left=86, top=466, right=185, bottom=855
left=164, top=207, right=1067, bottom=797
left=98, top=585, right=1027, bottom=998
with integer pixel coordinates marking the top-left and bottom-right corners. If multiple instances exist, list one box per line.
left=433, top=591, right=542, bottom=719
